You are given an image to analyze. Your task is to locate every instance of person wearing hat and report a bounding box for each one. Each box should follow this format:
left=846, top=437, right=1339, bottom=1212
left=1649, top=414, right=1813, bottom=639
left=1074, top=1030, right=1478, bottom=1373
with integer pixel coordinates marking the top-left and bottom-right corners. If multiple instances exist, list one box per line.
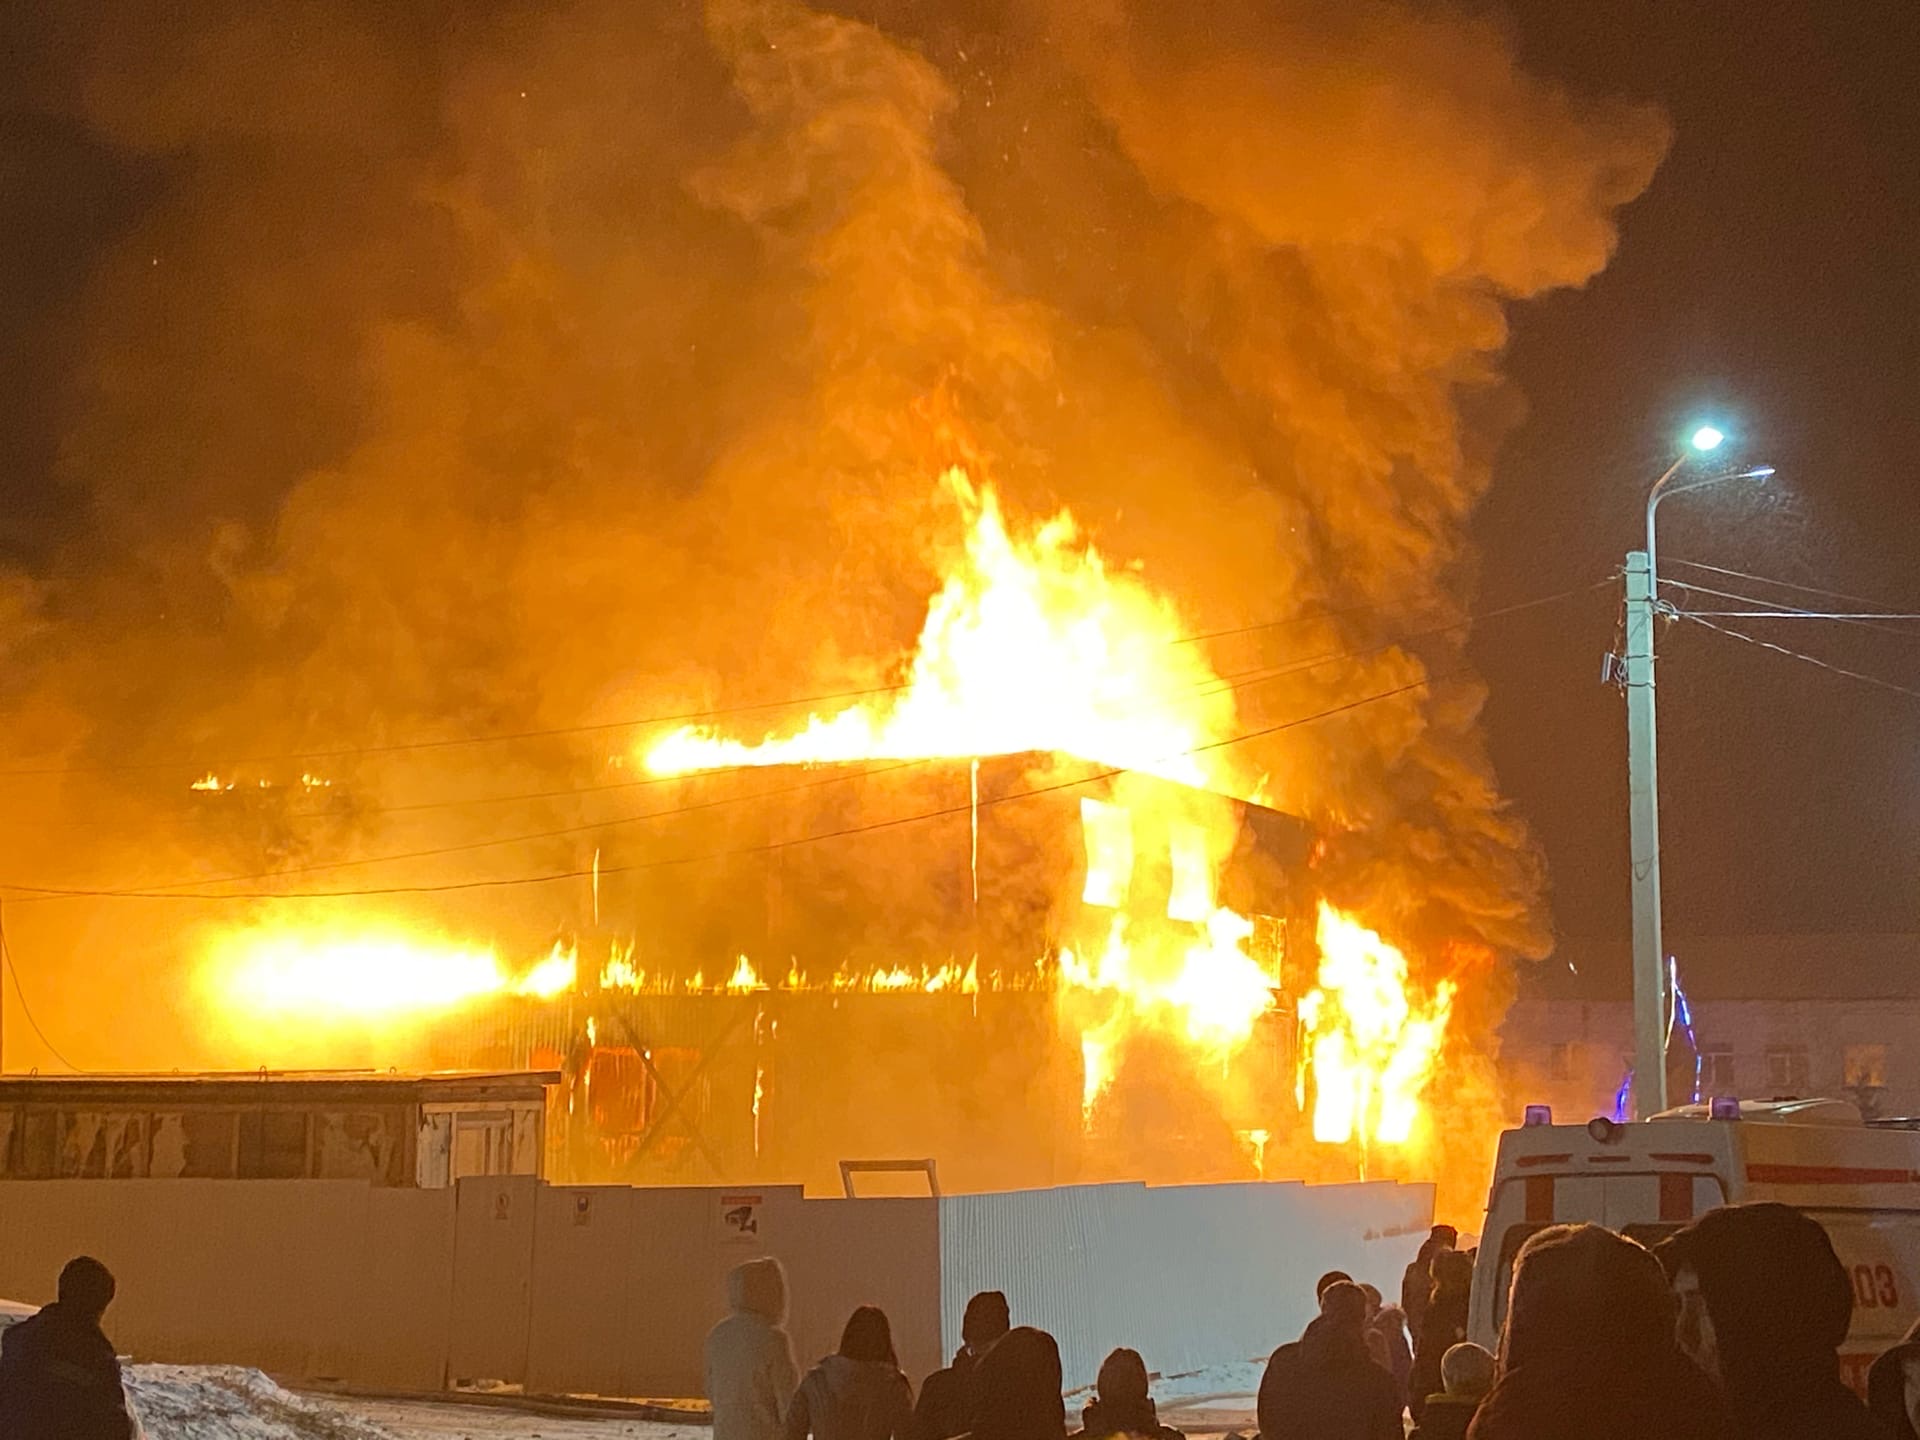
left=1657, top=1203, right=1879, bottom=1440
left=0, top=1256, right=136, bottom=1440
left=1868, top=1317, right=1920, bottom=1439
left=911, top=1291, right=1009, bottom=1440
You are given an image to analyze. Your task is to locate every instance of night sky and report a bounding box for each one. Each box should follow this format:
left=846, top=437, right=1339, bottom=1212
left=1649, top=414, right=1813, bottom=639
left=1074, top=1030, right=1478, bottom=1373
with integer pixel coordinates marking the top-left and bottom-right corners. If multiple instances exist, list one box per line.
left=1479, top=0, right=1920, bottom=941
left=3, top=0, right=1917, bottom=955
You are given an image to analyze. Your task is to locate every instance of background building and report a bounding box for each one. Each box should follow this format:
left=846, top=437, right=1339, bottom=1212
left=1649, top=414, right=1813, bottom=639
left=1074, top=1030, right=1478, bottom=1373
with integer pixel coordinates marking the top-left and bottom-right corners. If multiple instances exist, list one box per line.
left=1501, top=934, right=1920, bottom=1121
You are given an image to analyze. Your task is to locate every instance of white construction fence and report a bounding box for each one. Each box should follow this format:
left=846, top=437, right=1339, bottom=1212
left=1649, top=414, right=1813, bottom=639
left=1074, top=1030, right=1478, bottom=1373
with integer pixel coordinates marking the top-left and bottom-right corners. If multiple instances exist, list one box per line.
left=0, top=1175, right=1430, bottom=1397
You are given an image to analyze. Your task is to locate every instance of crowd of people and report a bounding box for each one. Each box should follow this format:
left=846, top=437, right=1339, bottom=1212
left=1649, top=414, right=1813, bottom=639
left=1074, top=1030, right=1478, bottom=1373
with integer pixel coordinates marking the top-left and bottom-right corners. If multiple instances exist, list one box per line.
left=707, top=1203, right=1920, bottom=1440
left=6, top=1202, right=1920, bottom=1439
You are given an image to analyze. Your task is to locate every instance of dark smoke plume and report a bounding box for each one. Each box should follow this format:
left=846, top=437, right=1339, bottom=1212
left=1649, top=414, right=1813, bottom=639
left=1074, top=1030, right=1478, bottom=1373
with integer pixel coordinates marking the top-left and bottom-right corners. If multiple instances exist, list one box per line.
left=0, top=0, right=1665, bottom=1150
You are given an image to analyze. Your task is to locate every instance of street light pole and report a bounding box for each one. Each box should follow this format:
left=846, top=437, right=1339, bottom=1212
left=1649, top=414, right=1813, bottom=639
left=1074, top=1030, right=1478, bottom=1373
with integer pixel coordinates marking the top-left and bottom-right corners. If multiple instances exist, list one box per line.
left=1623, top=544, right=1666, bottom=1118
left=1621, top=426, right=1772, bottom=1119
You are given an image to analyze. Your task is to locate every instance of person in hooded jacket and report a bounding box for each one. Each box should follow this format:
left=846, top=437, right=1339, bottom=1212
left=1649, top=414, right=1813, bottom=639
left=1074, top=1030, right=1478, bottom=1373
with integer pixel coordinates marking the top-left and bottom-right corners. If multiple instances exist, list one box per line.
left=0, top=1256, right=135, bottom=1440
left=786, top=1307, right=913, bottom=1440
left=1356, top=1283, right=1412, bottom=1412
left=1256, top=1280, right=1401, bottom=1440
left=1077, top=1347, right=1182, bottom=1440
left=972, top=1326, right=1066, bottom=1440
left=708, top=1257, right=802, bottom=1440
left=1657, top=1202, right=1881, bottom=1440
left=912, top=1291, right=1008, bottom=1440
left=1406, top=1250, right=1472, bottom=1423
left=1401, top=1226, right=1457, bottom=1342
left=1868, top=1317, right=1920, bottom=1440
left=1466, top=1223, right=1733, bottom=1440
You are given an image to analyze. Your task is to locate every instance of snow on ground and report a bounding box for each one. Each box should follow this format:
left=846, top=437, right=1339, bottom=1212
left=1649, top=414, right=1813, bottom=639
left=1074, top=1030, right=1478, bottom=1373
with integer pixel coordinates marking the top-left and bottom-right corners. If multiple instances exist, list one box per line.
left=324, top=1395, right=702, bottom=1440
left=125, top=1363, right=1259, bottom=1440
left=128, top=1367, right=399, bottom=1440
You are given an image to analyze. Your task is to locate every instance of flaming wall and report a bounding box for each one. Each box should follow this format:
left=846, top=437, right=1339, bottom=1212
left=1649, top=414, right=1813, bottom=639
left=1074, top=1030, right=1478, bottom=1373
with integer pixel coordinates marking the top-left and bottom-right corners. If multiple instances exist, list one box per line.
left=433, top=752, right=1317, bottom=1192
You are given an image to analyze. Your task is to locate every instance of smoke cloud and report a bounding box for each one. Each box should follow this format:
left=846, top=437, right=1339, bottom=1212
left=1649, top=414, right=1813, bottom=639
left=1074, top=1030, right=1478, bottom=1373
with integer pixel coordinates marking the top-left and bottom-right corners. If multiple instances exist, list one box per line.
left=1, top=0, right=1665, bottom=1176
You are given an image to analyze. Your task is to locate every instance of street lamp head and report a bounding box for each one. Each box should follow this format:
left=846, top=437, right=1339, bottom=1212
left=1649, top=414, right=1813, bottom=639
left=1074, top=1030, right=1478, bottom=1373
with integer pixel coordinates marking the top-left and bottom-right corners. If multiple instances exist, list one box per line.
left=1691, top=425, right=1726, bottom=452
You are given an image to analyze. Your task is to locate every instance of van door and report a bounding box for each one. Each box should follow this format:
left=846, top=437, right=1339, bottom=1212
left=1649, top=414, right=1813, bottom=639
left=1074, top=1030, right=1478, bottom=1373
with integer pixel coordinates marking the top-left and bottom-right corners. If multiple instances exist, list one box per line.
left=1808, top=1210, right=1920, bottom=1395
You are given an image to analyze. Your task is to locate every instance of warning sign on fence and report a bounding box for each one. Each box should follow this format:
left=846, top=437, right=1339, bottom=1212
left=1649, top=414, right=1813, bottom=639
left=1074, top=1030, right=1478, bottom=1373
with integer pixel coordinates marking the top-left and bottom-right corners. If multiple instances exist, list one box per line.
left=719, top=1193, right=763, bottom=1244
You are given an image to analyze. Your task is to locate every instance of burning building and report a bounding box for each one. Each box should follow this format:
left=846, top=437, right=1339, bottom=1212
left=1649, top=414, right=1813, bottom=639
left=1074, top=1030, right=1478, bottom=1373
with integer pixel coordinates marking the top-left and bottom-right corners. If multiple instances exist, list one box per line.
left=180, top=478, right=1458, bottom=1197
left=0, top=0, right=1671, bottom=1227
left=431, top=753, right=1315, bottom=1191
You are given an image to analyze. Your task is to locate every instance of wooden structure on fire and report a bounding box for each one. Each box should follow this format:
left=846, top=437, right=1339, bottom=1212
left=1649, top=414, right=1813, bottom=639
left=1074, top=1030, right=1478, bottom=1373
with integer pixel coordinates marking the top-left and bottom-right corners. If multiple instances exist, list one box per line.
left=432, top=753, right=1317, bottom=1192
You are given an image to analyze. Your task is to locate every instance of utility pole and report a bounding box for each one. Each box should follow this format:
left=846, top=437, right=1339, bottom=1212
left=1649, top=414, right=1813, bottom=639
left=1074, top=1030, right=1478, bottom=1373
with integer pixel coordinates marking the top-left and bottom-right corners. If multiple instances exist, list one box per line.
left=1619, top=428, right=1773, bottom=1120
left=1622, top=550, right=1667, bottom=1118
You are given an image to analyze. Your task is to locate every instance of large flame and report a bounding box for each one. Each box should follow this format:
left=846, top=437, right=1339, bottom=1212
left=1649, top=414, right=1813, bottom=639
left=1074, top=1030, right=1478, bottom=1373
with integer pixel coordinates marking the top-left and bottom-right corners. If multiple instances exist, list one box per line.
left=1299, top=903, right=1455, bottom=1148
left=197, top=480, right=1453, bottom=1163
left=644, top=470, right=1234, bottom=786
left=1060, top=905, right=1279, bottom=1119
left=203, top=926, right=577, bottom=1023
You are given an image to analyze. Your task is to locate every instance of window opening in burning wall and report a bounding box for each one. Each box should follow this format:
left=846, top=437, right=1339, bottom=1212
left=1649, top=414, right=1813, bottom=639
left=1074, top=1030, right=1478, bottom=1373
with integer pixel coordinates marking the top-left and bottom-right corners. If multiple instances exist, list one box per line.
left=1166, top=821, right=1213, bottom=923
left=1080, top=798, right=1134, bottom=909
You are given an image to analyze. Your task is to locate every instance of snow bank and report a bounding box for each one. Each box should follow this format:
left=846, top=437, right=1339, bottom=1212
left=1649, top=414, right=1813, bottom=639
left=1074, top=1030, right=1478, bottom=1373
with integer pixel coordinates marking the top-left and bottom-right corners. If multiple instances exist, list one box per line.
left=127, top=1366, right=398, bottom=1440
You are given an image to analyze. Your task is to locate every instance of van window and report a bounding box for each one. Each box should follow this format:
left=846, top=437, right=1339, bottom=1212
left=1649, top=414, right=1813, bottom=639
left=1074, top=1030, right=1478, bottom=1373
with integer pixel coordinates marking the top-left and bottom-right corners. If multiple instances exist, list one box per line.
left=1490, top=1223, right=1552, bottom=1334
left=1492, top=1221, right=1684, bottom=1339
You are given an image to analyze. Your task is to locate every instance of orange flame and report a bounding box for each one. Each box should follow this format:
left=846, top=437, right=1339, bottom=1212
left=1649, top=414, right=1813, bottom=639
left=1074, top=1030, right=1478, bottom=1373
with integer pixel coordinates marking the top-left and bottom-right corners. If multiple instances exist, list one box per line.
left=642, top=470, right=1236, bottom=786
left=202, top=924, right=575, bottom=1022
left=1298, top=903, right=1455, bottom=1147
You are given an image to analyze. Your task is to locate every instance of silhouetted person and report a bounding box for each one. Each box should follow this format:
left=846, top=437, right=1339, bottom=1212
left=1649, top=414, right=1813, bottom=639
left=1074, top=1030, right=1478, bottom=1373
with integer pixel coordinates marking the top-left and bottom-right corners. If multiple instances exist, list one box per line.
left=1407, top=1250, right=1472, bottom=1422
left=973, top=1326, right=1066, bottom=1440
left=913, top=1291, right=1008, bottom=1440
left=0, top=1256, right=135, bottom=1440
left=1257, top=1280, right=1400, bottom=1440
left=1868, top=1316, right=1920, bottom=1439
left=708, top=1257, right=801, bottom=1440
left=1658, top=1203, right=1881, bottom=1440
left=1467, top=1224, right=1732, bottom=1440
left=1401, top=1226, right=1456, bottom=1342
left=1408, top=1343, right=1491, bottom=1440
left=786, top=1306, right=913, bottom=1440
left=1356, top=1283, right=1411, bottom=1409
left=1314, top=1271, right=1353, bottom=1305
left=1078, top=1347, right=1181, bottom=1440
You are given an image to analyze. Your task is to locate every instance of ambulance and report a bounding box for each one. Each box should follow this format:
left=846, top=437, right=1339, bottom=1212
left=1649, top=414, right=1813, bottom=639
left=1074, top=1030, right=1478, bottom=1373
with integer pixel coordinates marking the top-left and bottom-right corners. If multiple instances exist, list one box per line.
left=1469, top=1097, right=1920, bottom=1391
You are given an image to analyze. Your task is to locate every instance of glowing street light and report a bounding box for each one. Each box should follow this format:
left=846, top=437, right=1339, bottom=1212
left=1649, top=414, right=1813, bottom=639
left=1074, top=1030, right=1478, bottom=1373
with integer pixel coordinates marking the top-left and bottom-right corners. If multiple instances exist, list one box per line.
left=1619, top=424, right=1772, bottom=1117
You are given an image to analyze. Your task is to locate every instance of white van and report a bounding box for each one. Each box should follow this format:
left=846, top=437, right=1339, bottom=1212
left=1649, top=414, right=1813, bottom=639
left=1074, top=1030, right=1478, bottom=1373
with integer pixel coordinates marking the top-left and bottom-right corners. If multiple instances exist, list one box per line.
left=1469, top=1097, right=1920, bottom=1392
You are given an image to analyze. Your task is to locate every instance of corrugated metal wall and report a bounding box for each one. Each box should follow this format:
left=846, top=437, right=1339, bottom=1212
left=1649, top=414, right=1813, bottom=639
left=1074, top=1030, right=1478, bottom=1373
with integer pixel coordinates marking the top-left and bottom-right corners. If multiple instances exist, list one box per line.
left=938, top=1179, right=1434, bottom=1388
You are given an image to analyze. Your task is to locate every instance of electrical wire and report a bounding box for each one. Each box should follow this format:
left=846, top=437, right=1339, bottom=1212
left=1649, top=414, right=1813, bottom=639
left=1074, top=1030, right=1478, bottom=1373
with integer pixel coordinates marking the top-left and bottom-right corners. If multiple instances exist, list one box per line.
left=1664, top=558, right=1920, bottom=616
left=0, top=580, right=1607, bottom=899
left=0, top=667, right=1463, bottom=903
left=1677, top=613, right=1920, bottom=703
left=0, top=902, right=82, bottom=1072
left=1662, top=579, right=1920, bottom=638
left=0, top=580, right=1594, bottom=782
left=164, top=581, right=1605, bottom=827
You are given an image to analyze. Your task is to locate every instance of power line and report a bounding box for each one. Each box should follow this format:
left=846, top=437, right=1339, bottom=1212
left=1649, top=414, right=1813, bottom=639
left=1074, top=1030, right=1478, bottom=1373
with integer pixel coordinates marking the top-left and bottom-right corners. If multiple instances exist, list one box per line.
left=43, top=757, right=932, bottom=897
left=0, top=683, right=914, bottom=780
left=0, top=902, right=81, bottom=1072
left=0, top=580, right=1587, bottom=783
left=1, top=580, right=1606, bottom=899
left=1678, top=614, right=1920, bottom=703
left=1662, top=579, right=1920, bottom=639
left=1664, top=558, right=1920, bottom=616
left=0, top=668, right=1462, bottom=904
